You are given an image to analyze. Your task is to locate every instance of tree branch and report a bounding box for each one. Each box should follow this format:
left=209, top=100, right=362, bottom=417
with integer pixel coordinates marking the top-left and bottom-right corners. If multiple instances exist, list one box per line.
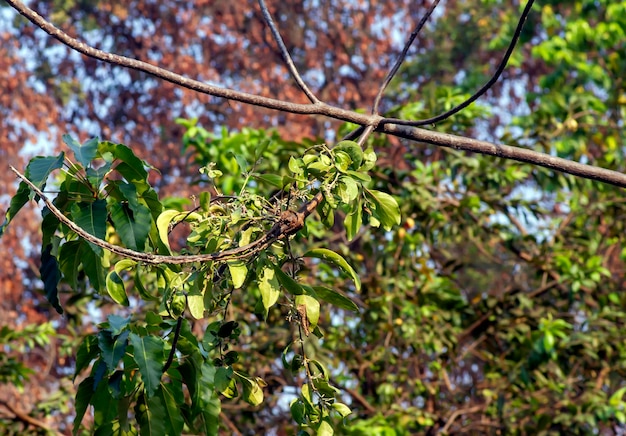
left=381, top=123, right=626, bottom=188
left=372, top=0, right=441, bottom=115
left=440, top=405, right=484, bottom=434
left=7, top=0, right=626, bottom=190
left=257, top=0, right=320, bottom=104
left=0, top=400, right=62, bottom=436
left=4, top=0, right=366, bottom=123
left=381, top=0, right=535, bottom=127
left=11, top=166, right=323, bottom=265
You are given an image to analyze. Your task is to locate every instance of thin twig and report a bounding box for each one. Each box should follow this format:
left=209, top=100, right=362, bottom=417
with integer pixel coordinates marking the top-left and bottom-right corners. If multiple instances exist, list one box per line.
left=440, top=405, right=484, bottom=434
left=219, top=412, right=242, bottom=435
left=381, top=0, right=535, bottom=127
left=356, top=125, right=375, bottom=148
left=11, top=166, right=323, bottom=265
left=329, top=377, right=377, bottom=415
left=257, top=0, right=320, bottom=104
left=372, top=0, right=441, bottom=115
left=0, top=400, right=62, bottom=436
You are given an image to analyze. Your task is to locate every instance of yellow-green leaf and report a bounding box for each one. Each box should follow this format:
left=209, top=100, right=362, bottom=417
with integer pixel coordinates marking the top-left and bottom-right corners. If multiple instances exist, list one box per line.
left=106, top=271, right=129, bottom=306
left=258, top=266, right=280, bottom=317
left=228, top=260, right=248, bottom=289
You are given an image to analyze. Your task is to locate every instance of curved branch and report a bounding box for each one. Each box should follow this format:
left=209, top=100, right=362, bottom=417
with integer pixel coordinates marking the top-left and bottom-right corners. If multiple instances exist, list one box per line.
left=380, top=0, right=535, bottom=127
left=372, top=0, right=441, bottom=115
left=257, top=0, right=320, bottom=104
left=11, top=166, right=323, bottom=265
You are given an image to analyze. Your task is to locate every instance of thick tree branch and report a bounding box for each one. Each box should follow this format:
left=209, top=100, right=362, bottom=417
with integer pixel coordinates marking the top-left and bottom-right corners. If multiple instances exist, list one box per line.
left=7, top=0, right=626, bottom=190
left=381, top=124, right=626, bottom=188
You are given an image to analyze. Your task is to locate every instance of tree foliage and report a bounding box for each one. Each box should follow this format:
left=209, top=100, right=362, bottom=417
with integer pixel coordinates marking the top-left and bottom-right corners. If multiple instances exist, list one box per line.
left=1, top=0, right=626, bottom=435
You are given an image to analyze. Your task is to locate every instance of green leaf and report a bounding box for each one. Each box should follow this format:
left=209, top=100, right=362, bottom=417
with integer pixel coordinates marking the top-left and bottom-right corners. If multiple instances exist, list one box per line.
left=215, top=366, right=235, bottom=396
left=105, top=143, right=149, bottom=185
left=129, top=333, right=165, bottom=397
left=228, top=260, right=248, bottom=289
left=338, top=176, right=359, bottom=203
left=313, top=286, right=359, bottom=312
left=92, top=376, right=117, bottom=426
left=156, top=209, right=187, bottom=253
left=237, top=372, right=264, bottom=406
left=258, top=265, right=281, bottom=318
left=86, top=163, right=112, bottom=187
left=187, top=291, right=205, bottom=320
left=107, top=315, right=131, bottom=336
left=64, top=135, right=98, bottom=168
left=290, top=399, right=306, bottom=424
left=303, top=248, right=361, bottom=291
left=141, top=188, right=163, bottom=219
left=318, top=418, right=334, bottom=436
left=80, top=242, right=106, bottom=292
left=73, top=376, right=94, bottom=435
left=295, top=294, right=320, bottom=332
left=610, top=386, right=626, bottom=407
left=25, top=152, right=65, bottom=190
left=256, top=173, right=284, bottom=188
left=289, top=156, right=303, bottom=174
left=106, top=271, right=129, bottom=306
left=364, top=189, right=401, bottom=230
left=155, top=383, right=185, bottom=436
left=332, top=402, right=352, bottom=418
left=113, top=259, right=136, bottom=277
left=41, top=205, right=61, bottom=247
left=75, top=335, right=99, bottom=380
left=345, top=169, right=371, bottom=182
left=543, top=331, right=555, bottom=352
left=0, top=181, right=30, bottom=237
left=71, top=200, right=108, bottom=255
left=334, top=140, right=363, bottom=170
left=317, top=197, right=335, bottom=228
left=41, top=244, right=62, bottom=314
left=198, top=363, right=220, bottom=435
left=116, top=182, right=142, bottom=215
left=231, top=152, right=248, bottom=174
left=344, top=199, right=362, bottom=241
left=110, top=202, right=151, bottom=250
left=272, top=264, right=306, bottom=295
left=135, top=392, right=166, bottom=436
left=59, top=240, right=85, bottom=290
left=98, top=330, right=129, bottom=372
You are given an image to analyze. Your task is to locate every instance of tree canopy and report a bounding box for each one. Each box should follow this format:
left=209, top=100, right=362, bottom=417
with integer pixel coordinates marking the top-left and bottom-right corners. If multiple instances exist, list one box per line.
left=1, top=0, right=626, bottom=434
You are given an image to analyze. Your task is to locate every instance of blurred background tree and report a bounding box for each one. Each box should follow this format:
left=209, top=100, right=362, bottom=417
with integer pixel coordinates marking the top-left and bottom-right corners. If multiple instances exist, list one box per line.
left=1, top=0, right=625, bottom=434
